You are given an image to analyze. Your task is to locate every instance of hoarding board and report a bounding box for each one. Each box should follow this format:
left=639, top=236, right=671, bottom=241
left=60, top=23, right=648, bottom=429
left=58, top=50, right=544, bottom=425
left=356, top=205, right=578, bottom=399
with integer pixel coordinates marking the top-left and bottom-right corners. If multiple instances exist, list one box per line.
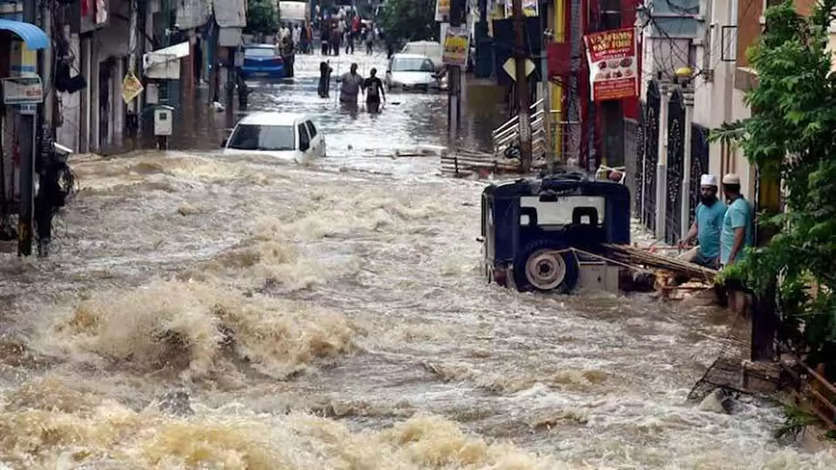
left=2, top=76, right=43, bottom=105
left=583, top=28, right=639, bottom=101
left=442, top=25, right=470, bottom=67
left=279, top=1, right=309, bottom=21
left=435, top=0, right=451, bottom=22
left=504, top=0, right=538, bottom=17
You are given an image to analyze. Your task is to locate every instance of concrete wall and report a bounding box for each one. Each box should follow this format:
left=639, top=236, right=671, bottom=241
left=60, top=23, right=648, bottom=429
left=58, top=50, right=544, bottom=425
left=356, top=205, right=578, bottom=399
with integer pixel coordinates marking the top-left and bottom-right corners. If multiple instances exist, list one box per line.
left=57, top=33, right=81, bottom=152
left=690, top=0, right=756, bottom=196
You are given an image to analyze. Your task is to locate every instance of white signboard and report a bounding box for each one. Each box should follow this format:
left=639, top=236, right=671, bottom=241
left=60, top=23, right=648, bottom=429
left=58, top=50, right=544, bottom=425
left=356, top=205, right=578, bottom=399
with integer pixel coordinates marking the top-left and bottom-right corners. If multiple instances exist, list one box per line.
left=279, top=1, right=308, bottom=21
left=143, top=42, right=190, bottom=80
left=2, top=76, right=43, bottom=105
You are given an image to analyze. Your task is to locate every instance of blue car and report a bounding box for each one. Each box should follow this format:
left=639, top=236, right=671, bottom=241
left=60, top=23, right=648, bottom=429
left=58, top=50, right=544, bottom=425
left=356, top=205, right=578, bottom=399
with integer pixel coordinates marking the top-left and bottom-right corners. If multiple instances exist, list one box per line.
left=240, top=44, right=285, bottom=79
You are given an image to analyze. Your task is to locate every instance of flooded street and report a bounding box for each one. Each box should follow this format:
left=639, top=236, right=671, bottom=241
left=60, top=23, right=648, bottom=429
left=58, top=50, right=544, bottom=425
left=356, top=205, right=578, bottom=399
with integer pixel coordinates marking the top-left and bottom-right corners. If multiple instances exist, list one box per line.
left=1, top=52, right=834, bottom=469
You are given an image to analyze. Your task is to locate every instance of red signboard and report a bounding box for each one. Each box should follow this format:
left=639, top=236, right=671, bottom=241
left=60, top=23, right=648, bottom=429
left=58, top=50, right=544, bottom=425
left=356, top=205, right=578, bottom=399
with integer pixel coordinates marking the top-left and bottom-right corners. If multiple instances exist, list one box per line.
left=583, top=27, right=638, bottom=102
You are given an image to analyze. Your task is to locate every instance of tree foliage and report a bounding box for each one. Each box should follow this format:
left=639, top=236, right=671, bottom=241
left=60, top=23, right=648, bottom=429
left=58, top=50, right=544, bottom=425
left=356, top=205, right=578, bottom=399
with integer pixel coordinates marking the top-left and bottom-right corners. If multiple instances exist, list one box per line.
left=380, top=0, right=438, bottom=44
left=717, top=1, right=836, bottom=370
left=245, top=0, right=278, bottom=36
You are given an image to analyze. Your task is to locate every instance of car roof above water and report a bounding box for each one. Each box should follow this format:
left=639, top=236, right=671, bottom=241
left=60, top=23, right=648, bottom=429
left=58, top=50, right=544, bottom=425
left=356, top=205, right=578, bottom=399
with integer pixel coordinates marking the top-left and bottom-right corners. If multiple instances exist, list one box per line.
left=238, top=112, right=308, bottom=126
left=245, top=44, right=276, bottom=49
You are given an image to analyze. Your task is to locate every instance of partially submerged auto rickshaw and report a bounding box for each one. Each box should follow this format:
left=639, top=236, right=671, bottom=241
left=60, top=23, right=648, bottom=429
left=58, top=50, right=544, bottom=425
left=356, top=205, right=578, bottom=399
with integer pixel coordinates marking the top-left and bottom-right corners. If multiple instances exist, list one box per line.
left=481, top=172, right=633, bottom=293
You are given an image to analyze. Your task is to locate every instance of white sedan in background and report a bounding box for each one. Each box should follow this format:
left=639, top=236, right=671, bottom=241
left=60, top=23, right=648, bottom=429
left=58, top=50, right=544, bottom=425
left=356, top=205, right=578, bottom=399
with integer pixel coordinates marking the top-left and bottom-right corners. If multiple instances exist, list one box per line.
left=385, top=54, right=443, bottom=92
left=224, top=112, right=325, bottom=162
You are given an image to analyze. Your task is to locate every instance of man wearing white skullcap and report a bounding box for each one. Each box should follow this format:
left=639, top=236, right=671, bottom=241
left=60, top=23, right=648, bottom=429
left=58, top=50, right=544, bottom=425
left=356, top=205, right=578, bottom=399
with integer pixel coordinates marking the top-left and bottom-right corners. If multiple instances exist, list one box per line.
left=678, top=174, right=726, bottom=268
left=720, top=173, right=754, bottom=266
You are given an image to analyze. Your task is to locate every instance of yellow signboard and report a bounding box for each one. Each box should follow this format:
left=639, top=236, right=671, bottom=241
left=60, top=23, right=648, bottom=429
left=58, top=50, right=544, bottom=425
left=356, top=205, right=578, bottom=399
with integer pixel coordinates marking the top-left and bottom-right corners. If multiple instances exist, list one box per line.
left=435, top=0, right=451, bottom=21
left=443, top=26, right=470, bottom=67
left=121, top=72, right=143, bottom=104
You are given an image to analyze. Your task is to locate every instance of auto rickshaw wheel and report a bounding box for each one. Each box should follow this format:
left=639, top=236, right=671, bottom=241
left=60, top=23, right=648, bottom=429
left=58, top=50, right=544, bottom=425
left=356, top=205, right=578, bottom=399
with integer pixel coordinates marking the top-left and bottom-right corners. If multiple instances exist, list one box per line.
left=513, top=240, right=579, bottom=293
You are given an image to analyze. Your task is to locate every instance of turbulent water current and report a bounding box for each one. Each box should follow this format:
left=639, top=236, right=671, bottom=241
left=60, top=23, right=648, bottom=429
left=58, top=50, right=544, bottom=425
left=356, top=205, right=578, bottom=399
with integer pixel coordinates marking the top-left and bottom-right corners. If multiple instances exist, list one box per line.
left=0, top=53, right=834, bottom=469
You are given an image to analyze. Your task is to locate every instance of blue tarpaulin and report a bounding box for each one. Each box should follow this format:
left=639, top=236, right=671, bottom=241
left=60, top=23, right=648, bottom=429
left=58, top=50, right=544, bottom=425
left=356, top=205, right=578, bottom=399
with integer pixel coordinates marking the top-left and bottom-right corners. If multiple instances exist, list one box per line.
left=0, top=19, right=49, bottom=50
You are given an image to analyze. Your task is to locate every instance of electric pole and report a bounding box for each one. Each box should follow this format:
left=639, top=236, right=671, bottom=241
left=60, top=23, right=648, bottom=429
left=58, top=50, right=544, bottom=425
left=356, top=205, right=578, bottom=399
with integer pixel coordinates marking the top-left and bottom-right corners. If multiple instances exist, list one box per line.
left=540, top=12, right=554, bottom=173
left=512, top=0, right=532, bottom=173
left=18, top=0, right=40, bottom=256
left=448, top=0, right=465, bottom=151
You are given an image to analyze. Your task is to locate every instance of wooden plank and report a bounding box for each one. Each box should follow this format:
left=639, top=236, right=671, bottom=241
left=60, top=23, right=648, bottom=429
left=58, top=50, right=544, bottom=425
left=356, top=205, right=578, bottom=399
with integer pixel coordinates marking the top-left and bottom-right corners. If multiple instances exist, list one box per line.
left=603, top=243, right=717, bottom=281
left=802, top=362, right=836, bottom=396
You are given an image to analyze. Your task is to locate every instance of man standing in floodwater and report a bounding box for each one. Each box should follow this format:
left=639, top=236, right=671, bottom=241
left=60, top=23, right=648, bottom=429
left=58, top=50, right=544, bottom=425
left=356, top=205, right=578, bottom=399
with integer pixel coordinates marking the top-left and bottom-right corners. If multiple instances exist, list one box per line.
left=339, top=63, right=364, bottom=106
left=318, top=61, right=333, bottom=98
left=363, top=68, right=386, bottom=113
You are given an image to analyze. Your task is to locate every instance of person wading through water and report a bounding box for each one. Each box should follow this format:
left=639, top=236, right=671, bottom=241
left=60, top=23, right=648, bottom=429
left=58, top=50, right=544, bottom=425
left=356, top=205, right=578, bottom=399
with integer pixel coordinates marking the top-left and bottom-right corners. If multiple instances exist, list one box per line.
left=363, top=68, right=386, bottom=113
left=318, top=61, right=333, bottom=98
left=339, top=63, right=364, bottom=109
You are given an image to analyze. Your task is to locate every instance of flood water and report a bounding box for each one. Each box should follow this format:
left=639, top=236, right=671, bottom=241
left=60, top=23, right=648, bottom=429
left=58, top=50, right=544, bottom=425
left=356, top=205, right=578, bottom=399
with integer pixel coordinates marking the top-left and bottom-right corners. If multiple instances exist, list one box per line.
left=0, top=52, right=834, bottom=469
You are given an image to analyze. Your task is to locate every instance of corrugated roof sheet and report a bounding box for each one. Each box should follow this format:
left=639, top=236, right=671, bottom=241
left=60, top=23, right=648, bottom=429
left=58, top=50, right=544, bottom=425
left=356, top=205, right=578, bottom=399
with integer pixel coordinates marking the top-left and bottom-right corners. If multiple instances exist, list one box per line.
left=0, top=19, right=49, bottom=50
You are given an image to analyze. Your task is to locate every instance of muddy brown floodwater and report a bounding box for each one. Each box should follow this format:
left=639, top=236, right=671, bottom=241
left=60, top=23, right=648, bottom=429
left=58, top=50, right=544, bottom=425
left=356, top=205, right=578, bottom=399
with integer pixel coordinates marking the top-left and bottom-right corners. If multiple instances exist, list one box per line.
left=1, top=52, right=835, bottom=469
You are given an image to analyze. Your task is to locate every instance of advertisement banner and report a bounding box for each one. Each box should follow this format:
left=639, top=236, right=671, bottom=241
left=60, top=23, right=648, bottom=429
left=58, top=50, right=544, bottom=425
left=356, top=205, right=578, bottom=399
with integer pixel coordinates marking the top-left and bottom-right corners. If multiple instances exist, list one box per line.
left=442, top=26, right=470, bottom=67
left=435, top=0, right=450, bottom=21
left=2, top=76, right=43, bottom=105
left=583, top=27, right=638, bottom=101
left=504, top=0, right=538, bottom=17
left=121, top=72, right=144, bottom=104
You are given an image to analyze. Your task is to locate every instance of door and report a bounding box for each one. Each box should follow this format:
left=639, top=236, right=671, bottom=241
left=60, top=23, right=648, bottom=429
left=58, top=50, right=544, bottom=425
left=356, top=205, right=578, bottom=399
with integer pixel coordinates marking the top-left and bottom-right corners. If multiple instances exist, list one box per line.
left=305, top=120, right=324, bottom=157
left=297, top=122, right=312, bottom=157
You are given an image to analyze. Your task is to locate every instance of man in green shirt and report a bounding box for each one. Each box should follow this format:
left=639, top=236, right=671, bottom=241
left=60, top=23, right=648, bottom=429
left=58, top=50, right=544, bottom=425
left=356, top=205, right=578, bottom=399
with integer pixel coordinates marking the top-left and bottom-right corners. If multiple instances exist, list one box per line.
left=679, top=174, right=726, bottom=268
left=720, top=174, right=754, bottom=267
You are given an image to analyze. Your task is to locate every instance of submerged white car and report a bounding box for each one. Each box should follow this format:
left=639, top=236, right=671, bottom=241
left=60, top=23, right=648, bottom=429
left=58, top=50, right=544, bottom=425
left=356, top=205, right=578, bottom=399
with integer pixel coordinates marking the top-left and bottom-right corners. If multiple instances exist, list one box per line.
left=385, top=54, right=442, bottom=92
left=224, top=112, right=325, bottom=161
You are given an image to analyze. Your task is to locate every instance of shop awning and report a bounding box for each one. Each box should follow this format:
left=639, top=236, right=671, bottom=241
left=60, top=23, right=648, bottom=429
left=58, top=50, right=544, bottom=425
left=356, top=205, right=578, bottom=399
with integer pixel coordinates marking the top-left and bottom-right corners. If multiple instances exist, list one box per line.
left=0, top=19, right=49, bottom=50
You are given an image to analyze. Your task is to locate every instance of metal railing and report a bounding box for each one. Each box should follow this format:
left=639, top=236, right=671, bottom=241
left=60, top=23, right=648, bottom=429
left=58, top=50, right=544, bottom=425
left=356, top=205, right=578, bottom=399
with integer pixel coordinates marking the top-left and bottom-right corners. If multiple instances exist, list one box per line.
left=492, top=101, right=584, bottom=168
left=492, top=99, right=545, bottom=159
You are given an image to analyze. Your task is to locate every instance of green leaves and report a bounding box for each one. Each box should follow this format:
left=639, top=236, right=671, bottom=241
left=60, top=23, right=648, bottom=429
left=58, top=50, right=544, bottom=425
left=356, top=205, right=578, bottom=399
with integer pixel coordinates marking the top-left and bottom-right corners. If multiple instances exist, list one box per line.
left=245, top=0, right=278, bottom=36
left=380, top=0, right=439, bottom=43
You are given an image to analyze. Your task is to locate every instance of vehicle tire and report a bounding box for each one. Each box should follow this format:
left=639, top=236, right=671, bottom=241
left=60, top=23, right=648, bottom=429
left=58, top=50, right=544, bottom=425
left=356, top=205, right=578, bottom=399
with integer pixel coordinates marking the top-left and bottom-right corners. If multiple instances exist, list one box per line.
left=513, top=240, right=579, bottom=293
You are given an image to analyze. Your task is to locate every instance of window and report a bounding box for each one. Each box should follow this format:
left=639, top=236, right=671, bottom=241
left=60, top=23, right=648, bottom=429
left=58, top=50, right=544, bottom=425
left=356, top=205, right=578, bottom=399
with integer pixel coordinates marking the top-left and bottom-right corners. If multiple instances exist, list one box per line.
left=520, top=196, right=606, bottom=226
left=721, top=26, right=737, bottom=62
left=306, top=120, right=317, bottom=138
left=298, top=123, right=310, bottom=150
left=392, top=57, right=435, bottom=72
left=228, top=124, right=295, bottom=151
left=245, top=47, right=275, bottom=58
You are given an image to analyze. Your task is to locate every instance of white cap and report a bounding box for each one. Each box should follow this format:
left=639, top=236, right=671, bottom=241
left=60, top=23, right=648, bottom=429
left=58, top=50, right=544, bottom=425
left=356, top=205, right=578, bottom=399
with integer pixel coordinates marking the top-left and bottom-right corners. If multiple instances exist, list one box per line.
left=700, top=174, right=718, bottom=187
left=723, top=173, right=741, bottom=185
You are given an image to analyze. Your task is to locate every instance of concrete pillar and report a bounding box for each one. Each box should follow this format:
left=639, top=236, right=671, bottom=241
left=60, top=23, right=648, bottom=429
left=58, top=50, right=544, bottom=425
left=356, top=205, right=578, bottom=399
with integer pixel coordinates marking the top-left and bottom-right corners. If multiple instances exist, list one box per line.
left=90, top=52, right=100, bottom=152
left=681, top=86, right=695, bottom=240
left=113, top=59, right=125, bottom=148
left=655, top=82, right=671, bottom=241
left=79, top=37, right=91, bottom=153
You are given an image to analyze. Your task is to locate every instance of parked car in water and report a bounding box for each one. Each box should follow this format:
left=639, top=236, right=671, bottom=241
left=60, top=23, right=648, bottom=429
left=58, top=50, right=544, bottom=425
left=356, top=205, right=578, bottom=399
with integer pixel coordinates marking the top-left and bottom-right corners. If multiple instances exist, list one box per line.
left=385, top=54, right=442, bottom=92
left=401, top=41, right=443, bottom=71
left=240, top=44, right=285, bottom=79
left=223, top=112, right=325, bottom=162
